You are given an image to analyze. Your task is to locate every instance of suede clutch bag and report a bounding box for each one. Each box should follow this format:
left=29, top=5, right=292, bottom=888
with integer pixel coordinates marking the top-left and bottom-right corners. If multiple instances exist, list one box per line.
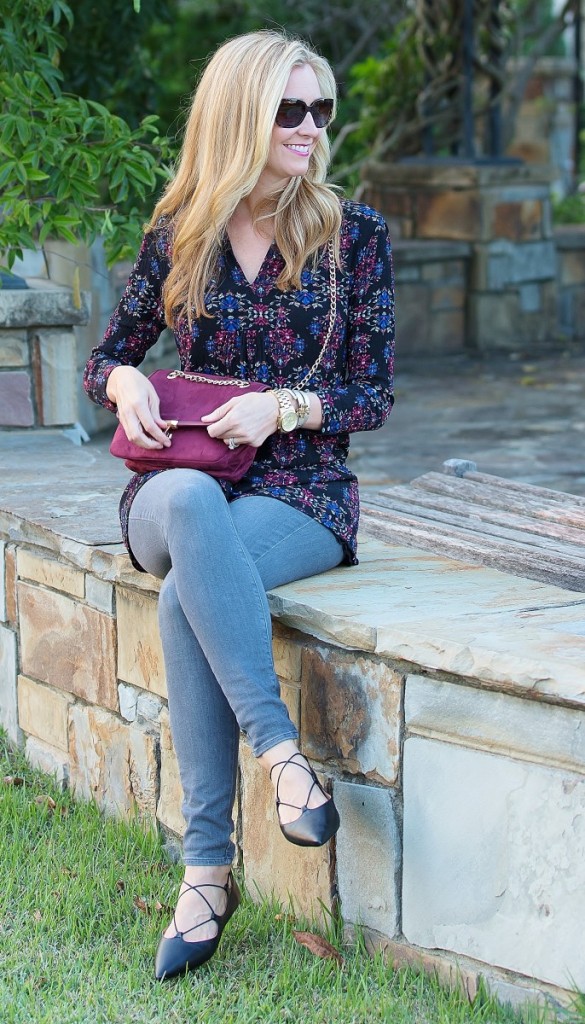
left=109, top=369, right=270, bottom=482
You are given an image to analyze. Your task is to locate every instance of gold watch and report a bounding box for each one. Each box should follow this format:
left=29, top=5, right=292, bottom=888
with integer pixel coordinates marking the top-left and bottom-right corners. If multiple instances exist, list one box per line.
left=273, top=389, right=299, bottom=432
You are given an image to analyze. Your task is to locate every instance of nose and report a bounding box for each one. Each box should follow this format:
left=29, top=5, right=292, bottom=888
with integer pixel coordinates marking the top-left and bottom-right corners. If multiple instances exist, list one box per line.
left=297, top=111, right=320, bottom=136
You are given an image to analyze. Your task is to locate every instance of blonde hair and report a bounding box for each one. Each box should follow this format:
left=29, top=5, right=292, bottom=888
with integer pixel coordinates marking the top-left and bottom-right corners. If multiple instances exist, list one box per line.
left=148, top=30, right=342, bottom=324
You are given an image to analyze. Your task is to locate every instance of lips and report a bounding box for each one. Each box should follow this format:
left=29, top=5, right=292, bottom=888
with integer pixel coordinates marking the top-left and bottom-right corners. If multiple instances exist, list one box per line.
left=284, top=145, right=310, bottom=156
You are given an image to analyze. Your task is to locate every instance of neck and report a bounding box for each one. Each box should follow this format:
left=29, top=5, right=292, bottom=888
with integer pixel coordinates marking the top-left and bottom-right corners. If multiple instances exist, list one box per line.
left=237, top=170, right=291, bottom=224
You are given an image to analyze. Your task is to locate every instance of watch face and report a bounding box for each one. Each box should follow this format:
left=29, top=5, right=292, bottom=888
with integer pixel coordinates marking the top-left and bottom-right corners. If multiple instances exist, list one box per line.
left=280, top=408, right=298, bottom=432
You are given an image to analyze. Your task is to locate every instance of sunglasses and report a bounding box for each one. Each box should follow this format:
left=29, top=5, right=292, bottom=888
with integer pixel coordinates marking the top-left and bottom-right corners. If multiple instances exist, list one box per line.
left=275, top=97, right=334, bottom=129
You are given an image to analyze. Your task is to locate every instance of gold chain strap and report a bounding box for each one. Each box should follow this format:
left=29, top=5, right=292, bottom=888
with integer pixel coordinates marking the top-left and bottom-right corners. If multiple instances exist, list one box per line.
left=167, top=237, right=336, bottom=391
left=167, top=370, right=252, bottom=388
left=294, top=237, right=336, bottom=390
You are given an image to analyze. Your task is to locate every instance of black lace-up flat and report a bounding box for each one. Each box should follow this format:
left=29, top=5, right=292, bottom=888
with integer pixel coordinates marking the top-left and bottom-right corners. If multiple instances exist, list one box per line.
left=270, top=752, right=340, bottom=847
left=154, top=872, right=240, bottom=980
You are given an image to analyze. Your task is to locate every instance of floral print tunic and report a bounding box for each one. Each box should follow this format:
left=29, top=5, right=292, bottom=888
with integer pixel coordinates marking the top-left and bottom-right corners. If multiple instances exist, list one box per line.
left=83, top=199, right=395, bottom=571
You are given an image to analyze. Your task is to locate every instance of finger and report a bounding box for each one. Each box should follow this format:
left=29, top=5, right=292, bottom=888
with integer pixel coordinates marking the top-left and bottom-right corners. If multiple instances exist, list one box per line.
left=206, top=417, right=237, bottom=439
left=138, top=414, right=170, bottom=446
left=201, top=395, right=242, bottom=422
left=119, top=408, right=170, bottom=448
left=146, top=389, right=169, bottom=435
left=138, top=396, right=171, bottom=444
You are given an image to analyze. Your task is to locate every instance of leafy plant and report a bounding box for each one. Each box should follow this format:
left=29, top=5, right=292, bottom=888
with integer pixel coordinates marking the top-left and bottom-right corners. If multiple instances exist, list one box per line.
left=344, top=17, right=424, bottom=168
left=553, top=191, right=585, bottom=224
left=332, top=0, right=578, bottom=180
left=0, top=0, right=173, bottom=270
left=57, top=0, right=174, bottom=129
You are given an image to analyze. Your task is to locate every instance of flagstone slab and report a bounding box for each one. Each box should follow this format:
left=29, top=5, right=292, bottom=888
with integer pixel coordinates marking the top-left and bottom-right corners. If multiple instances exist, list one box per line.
left=376, top=603, right=585, bottom=702
left=406, top=674, right=585, bottom=771
left=402, top=736, right=585, bottom=990
left=18, top=581, right=117, bottom=709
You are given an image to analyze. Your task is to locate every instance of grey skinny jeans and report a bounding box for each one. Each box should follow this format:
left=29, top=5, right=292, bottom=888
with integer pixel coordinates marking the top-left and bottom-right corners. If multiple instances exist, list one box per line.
left=127, top=469, right=343, bottom=865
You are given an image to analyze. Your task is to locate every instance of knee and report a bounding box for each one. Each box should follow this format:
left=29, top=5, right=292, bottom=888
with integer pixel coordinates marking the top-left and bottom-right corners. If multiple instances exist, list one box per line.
left=158, top=573, right=182, bottom=625
left=160, top=470, right=224, bottom=522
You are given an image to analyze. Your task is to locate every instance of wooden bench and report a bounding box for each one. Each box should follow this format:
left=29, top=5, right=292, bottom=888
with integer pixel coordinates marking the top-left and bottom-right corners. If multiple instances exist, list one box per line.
left=361, top=459, right=585, bottom=592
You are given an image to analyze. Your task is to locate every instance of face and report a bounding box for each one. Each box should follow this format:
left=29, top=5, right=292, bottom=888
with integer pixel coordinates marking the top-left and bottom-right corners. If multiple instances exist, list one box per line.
left=261, top=64, right=328, bottom=190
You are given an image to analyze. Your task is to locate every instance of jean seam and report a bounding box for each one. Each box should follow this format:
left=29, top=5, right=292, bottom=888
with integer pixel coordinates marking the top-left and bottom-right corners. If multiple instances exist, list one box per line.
left=128, top=512, right=167, bottom=530
left=183, top=858, right=234, bottom=867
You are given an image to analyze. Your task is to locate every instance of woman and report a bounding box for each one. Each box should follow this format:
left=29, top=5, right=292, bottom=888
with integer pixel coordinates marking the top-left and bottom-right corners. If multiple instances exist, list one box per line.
left=84, top=30, right=395, bottom=980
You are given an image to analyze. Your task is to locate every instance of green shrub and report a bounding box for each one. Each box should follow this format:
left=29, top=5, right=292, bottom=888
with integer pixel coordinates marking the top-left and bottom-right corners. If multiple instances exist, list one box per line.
left=0, top=0, right=173, bottom=269
left=553, top=192, right=585, bottom=225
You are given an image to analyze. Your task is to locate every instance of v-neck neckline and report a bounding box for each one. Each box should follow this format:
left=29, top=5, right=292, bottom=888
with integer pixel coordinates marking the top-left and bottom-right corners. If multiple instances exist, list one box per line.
left=225, top=237, right=278, bottom=288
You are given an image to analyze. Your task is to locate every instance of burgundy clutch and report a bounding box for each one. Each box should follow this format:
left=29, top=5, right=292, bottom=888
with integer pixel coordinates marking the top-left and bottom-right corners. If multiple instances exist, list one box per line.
left=109, top=369, right=270, bottom=482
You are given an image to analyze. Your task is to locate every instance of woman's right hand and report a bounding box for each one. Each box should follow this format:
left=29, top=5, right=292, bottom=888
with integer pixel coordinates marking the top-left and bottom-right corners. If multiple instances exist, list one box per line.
left=106, top=365, right=171, bottom=450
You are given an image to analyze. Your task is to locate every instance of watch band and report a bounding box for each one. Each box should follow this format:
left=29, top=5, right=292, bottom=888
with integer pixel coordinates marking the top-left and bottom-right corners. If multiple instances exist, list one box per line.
left=273, top=389, right=299, bottom=432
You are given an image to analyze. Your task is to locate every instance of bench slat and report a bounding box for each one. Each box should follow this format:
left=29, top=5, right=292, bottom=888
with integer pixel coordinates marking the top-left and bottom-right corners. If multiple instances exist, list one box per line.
left=397, top=473, right=585, bottom=530
left=368, top=488, right=585, bottom=551
left=461, top=470, right=585, bottom=509
left=360, top=506, right=585, bottom=590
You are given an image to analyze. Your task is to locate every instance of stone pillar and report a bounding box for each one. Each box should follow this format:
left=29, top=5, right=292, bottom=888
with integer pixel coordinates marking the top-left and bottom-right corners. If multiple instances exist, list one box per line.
left=0, top=282, right=89, bottom=431
left=362, top=161, right=556, bottom=351
left=506, top=56, right=578, bottom=197
left=555, top=226, right=585, bottom=341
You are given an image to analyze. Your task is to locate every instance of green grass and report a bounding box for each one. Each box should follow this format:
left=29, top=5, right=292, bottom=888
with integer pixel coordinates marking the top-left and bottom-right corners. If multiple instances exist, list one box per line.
left=0, top=733, right=565, bottom=1024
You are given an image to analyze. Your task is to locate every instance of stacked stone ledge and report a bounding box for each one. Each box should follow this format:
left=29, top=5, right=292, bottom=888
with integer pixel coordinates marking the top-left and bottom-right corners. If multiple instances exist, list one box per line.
left=3, top=511, right=585, bottom=1014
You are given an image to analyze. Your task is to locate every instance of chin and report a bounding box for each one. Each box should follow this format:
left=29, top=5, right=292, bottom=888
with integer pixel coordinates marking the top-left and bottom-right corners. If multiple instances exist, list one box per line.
left=284, top=157, right=310, bottom=175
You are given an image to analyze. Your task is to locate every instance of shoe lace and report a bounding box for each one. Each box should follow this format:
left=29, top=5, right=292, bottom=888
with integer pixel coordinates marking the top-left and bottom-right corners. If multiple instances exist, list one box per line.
left=269, top=752, right=324, bottom=816
left=172, top=877, right=230, bottom=940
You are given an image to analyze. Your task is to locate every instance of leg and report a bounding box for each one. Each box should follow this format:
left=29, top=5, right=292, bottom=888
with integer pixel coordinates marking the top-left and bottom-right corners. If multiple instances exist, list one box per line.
left=129, top=473, right=342, bottom=838
left=128, top=474, right=343, bottom=973
left=158, top=570, right=239, bottom=867
left=229, top=496, right=344, bottom=835
left=129, top=475, right=247, bottom=957
left=129, top=471, right=299, bottom=758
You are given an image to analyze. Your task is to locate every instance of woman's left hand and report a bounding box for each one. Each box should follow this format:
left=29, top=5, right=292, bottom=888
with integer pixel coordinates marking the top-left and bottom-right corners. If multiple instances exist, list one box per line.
left=202, top=392, right=280, bottom=448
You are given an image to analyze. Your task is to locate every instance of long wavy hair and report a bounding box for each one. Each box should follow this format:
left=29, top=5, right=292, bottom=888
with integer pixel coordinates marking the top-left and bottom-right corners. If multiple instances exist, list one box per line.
left=148, top=30, right=342, bottom=325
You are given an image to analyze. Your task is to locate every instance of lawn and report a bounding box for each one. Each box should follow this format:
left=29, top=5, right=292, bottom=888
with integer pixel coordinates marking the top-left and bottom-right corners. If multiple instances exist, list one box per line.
left=0, top=733, right=564, bottom=1024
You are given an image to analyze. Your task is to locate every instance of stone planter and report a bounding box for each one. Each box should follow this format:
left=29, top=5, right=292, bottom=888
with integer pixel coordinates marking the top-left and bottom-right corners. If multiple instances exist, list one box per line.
left=0, top=281, right=89, bottom=433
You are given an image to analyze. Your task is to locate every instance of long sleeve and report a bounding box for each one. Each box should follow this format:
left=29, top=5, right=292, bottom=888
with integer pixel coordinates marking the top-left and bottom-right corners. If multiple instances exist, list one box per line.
left=313, top=215, right=395, bottom=435
left=83, top=229, right=171, bottom=412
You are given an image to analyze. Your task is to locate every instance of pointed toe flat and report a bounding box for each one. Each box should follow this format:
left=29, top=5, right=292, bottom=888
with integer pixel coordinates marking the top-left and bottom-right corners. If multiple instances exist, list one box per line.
left=154, top=872, right=240, bottom=981
left=270, top=753, right=340, bottom=848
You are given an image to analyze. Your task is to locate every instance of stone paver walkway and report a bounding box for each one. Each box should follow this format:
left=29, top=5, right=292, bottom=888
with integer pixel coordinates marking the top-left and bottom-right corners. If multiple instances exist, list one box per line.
left=350, top=350, right=585, bottom=497
left=2, top=349, right=585, bottom=540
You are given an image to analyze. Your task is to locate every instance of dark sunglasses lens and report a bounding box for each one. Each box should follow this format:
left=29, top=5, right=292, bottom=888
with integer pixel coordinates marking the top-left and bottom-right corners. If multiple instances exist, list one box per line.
left=275, top=99, right=334, bottom=128
left=312, top=100, right=333, bottom=127
left=276, top=101, right=306, bottom=128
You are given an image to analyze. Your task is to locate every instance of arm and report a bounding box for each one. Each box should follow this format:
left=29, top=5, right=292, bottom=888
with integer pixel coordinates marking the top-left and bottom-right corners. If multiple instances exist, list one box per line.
left=311, top=216, right=395, bottom=435
left=83, top=229, right=170, bottom=414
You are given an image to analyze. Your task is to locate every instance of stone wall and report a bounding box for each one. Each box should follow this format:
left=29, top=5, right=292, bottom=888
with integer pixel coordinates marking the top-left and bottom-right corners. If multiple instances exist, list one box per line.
left=392, top=241, right=470, bottom=355
left=2, top=472, right=585, bottom=1014
left=363, top=161, right=558, bottom=352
